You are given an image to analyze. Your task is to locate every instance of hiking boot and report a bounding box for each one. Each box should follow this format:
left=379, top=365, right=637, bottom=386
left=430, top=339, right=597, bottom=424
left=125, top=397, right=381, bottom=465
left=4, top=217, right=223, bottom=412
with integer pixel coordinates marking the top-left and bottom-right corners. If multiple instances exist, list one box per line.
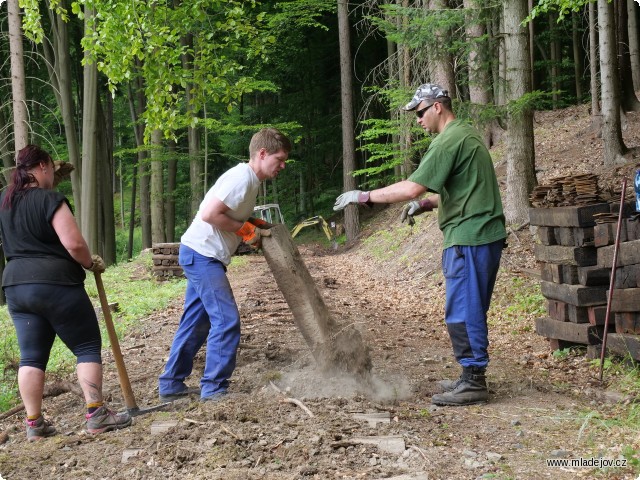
left=431, top=367, right=488, bottom=406
left=85, top=406, right=132, bottom=434
left=200, top=391, right=228, bottom=403
left=25, top=415, right=57, bottom=441
left=159, top=386, right=201, bottom=403
left=437, top=375, right=463, bottom=392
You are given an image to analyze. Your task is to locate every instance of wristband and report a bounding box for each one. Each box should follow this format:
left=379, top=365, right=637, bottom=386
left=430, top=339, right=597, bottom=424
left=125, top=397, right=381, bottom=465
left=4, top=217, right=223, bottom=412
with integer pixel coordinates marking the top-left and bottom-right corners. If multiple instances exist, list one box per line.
left=418, top=199, right=433, bottom=212
left=358, top=191, right=374, bottom=207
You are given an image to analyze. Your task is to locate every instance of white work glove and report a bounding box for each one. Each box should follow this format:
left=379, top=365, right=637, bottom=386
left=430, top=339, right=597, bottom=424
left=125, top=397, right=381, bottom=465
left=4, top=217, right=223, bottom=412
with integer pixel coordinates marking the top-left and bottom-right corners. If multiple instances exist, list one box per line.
left=400, top=199, right=433, bottom=226
left=333, top=190, right=372, bottom=211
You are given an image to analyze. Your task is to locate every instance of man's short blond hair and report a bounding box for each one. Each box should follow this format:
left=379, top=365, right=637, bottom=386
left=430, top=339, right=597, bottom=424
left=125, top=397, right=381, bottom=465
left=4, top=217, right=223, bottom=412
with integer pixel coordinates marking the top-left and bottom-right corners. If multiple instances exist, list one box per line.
left=249, top=128, right=292, bottom=159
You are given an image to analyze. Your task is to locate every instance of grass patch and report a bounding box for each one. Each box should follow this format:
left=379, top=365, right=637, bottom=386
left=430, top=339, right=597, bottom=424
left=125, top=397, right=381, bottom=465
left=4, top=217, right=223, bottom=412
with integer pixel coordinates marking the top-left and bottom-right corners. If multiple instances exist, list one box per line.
left=0, top=251, right=187, bottom=411
left=362, top=228, right=408, bottom=260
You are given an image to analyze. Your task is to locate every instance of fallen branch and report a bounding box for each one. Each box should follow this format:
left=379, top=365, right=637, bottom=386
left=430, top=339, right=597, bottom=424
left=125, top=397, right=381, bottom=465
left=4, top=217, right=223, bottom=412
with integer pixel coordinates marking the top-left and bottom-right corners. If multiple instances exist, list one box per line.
left=279, top=398, right=314, bottom=418
left=221, top=424, right=240, bottom=440
left=0, top=380, right=83, bottom=420
left=408, top=445, right=428, bottom=461
left=269, top=381, right=314, bottom=417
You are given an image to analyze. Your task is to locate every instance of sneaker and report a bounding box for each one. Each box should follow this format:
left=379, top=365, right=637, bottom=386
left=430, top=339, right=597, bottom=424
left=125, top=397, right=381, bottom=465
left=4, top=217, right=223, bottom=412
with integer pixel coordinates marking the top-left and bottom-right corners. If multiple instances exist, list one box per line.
left=159, top=386, right=201, bottom=403
left=200, top=391, right=228, bottom=403
left=25, top=415, right=57, bottom=441
left=85, top=406, right=132, bottom=434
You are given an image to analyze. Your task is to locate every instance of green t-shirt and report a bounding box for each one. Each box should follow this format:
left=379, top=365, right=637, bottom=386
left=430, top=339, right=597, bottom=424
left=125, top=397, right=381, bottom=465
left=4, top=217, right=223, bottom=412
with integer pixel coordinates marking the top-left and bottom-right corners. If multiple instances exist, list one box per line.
left=408, top=119, right=506, bottom=249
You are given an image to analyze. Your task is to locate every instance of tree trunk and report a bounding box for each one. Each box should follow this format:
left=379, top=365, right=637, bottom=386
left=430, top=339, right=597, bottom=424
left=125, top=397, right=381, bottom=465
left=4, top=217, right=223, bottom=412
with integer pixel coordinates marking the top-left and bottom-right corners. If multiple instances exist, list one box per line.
left=8, top=0, right=29, bottom=154
left=598, top=0, right=626, bottom=164
left=165, top=140, right=177, bottom=242
left=493, top=7, right=507, bottom=106
left=572, top=12, right=583, bottom=103
left=589, top=1, right=601, bottom=120
left=132, top=65, right=152, bottom=249
left=429, top=0, right=456, bottom=94
left=96, top=95, right=116, bottom=264
left=628, top=0, right=640, bottom=91
left=150, top=129, right=166, bottom=243
left=337, top=0, right=360, bottom=241
left=0, top=109, right=13, bottom=184
left=43, top=0, right=82, bottom=208
left=385, top=0, right=401, bottom=180
left=617, top=0, right=640, bottom=111
left=181, top=32, right=204, bottom=218
left=399, top=0, right=413, bottom=178
left=528, top=0, right=535, bottom=90
left=503, top=0, right=536, bottom=226
left=549, top=13, right=560, bottom=109
left=80, top=4, right=98, bottom=248
left=464, top=0, right=497, bottom=147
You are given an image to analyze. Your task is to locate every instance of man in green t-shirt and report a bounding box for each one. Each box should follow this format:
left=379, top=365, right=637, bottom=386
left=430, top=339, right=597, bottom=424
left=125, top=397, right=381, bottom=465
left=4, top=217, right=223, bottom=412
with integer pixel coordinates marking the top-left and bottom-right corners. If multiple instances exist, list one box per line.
left=334, top=83, right=506, bottom=406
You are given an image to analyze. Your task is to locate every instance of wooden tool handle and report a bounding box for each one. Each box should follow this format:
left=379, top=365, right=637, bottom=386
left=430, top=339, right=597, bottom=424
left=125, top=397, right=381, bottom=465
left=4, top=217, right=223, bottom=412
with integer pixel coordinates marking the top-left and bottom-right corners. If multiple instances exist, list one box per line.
left=94, top=272, right=138, bottom=410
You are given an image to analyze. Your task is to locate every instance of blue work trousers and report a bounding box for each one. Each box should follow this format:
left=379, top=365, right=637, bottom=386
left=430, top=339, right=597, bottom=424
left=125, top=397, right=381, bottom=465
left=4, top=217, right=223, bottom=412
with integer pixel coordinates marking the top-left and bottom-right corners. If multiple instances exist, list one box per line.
left=158, top=245, right=240, bottom=398
left=442, top=240, right=503, bottom=369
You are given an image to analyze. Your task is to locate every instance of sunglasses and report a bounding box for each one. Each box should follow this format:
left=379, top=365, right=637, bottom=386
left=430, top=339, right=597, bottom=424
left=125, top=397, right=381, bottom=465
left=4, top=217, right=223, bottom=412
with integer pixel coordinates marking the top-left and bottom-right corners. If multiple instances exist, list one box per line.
left=416, top=103, right=435, bottom=119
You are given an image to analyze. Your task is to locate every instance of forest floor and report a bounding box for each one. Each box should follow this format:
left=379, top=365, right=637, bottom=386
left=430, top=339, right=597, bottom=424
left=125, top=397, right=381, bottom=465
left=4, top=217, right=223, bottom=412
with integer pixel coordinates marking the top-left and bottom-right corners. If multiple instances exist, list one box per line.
left=3, top=104, right=640, bottom=479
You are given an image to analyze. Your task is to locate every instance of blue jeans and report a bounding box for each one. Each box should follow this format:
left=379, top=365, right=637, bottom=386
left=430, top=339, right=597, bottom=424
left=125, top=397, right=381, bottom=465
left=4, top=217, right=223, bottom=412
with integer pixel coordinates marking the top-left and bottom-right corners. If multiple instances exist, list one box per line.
left=442, top=240, right=503, bottom=369
left=158, top=245, right=240, bottom=398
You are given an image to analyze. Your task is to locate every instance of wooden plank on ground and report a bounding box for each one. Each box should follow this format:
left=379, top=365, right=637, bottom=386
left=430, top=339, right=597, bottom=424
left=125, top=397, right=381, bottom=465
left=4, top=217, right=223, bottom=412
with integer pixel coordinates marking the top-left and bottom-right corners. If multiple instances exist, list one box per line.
left=609, top=288, right=640, bottom=312
left=598, top=239, right=640, bottom=268
left=535, top=317, right=606, bottom=345
left=534, top=244, right=597, bottom=266
left=540, top=280, right=607, bottom=306
left=605, top=334, right=640, bottom=361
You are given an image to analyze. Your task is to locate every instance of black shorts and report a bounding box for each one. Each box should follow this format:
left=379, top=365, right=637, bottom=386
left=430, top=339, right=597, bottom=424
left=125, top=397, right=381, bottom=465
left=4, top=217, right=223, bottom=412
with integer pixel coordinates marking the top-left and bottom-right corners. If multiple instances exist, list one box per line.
left=5, top=283, right=102, bottom=371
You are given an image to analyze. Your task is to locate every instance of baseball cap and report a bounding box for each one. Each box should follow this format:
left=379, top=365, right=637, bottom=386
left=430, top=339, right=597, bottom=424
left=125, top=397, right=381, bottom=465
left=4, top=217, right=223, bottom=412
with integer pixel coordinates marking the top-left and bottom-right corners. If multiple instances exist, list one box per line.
left=403, top=83, right=449, bottom=111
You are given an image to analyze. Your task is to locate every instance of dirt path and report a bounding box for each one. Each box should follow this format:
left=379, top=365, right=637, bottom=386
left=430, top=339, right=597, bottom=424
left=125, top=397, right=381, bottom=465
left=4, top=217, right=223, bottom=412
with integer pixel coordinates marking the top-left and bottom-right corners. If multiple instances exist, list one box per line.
left=0, top=228, right=634, bottom=479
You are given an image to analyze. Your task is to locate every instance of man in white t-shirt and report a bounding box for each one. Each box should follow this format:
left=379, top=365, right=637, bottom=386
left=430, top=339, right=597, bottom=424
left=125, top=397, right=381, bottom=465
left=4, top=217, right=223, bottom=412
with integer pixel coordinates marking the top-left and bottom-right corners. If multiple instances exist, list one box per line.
left=158, top=128, right=292, bottom=402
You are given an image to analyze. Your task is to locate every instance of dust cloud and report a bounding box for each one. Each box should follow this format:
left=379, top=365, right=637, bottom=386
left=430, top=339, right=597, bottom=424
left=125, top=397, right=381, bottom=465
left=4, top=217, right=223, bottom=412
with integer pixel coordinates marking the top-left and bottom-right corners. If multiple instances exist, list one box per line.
left=274, top=367, right=412, bottom=404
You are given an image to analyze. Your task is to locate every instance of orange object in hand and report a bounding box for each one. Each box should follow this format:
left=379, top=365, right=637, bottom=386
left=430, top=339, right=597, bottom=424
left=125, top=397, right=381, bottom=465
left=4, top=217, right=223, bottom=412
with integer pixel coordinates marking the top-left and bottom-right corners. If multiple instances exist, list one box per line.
left=235, top=221, right=270, bottom=246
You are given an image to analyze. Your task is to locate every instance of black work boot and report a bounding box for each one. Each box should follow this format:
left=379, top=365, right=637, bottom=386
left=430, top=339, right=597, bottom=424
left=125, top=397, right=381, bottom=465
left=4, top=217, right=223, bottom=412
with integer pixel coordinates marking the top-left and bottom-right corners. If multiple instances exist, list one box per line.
left=431, top=367, right=488, bottom=406
left=437, top=371, right=463, bottom=392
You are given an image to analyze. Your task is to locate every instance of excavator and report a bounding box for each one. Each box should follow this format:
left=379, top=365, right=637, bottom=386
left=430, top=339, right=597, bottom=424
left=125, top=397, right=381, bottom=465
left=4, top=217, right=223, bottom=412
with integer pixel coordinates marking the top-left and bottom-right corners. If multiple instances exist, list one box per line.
left=291, top=215, right=337, bottom=249
left=236, top=206, right=336, bottom=254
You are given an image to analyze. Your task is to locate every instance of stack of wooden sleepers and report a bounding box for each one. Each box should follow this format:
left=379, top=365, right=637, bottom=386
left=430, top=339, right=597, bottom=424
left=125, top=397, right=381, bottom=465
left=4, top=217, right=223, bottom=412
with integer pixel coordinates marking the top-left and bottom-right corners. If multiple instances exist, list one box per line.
left=529, top=178, right=640, bottom=360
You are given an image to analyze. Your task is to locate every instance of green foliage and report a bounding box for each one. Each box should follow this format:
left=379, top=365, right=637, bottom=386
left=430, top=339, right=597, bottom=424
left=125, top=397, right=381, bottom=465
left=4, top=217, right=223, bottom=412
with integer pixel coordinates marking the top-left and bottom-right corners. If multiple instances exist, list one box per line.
left=77, top=0, right=279, bottom=140
left=267, top=0, right=336, bottom=30
left=526, top=0, right=591, bottom=24
left=622, top=445, right=640, bottom=471
left=506, top=90, right=558, bottom=117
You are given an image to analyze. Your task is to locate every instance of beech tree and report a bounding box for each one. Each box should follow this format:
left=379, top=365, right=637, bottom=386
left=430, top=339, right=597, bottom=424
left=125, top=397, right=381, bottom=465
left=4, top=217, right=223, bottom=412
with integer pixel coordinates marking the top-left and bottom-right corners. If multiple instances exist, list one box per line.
left=8, top=0, right=28, bottom=154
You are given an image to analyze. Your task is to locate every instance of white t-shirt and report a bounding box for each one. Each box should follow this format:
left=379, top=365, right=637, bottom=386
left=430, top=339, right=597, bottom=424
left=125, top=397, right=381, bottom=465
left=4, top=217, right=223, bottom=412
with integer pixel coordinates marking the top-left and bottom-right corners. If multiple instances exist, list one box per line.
left=181, top=163, right=260, bottom=265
